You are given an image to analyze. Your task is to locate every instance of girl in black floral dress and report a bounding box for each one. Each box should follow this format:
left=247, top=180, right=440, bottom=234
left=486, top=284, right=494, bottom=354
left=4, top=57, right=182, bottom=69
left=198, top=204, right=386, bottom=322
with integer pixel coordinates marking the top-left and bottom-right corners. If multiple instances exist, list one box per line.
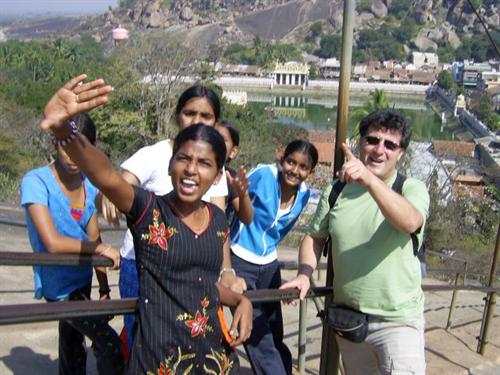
left=39, top=75, right=253, bottom=374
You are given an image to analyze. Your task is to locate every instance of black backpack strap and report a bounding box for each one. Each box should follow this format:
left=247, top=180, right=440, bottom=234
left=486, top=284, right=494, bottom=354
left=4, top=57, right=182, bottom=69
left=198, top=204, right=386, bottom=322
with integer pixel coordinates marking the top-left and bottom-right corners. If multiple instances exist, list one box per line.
left=322, top=180, right=346, bottom=257
left=391, top=172, right=421, bottom=257
left=329, top=179, right=346, bottom=209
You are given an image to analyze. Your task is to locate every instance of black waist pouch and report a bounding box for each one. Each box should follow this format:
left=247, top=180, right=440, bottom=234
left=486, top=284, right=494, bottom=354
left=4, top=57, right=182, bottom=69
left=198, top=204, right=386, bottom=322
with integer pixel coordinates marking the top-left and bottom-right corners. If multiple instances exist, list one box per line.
left=318, top=304, right=368, bottom=343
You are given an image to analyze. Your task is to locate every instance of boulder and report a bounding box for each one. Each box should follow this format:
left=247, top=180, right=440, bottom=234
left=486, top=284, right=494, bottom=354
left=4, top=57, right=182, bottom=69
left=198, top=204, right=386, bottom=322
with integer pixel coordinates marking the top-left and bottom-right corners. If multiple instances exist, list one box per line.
left=180, top=6, right=194, bottom=21
left=371, top=0, right=388, bottom=18
left=148, top=11, right=166, bottom=28
left=414, top=29, right=438, bottom=51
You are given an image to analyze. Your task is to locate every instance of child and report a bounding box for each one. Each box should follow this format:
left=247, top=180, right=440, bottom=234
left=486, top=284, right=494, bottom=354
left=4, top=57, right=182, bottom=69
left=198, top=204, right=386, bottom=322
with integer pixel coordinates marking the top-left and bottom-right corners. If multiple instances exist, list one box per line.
left=215, top=120, right=253, bottom=224
left=39, top=75, right=253, bottom=374
left=20, top=112, right=123, bottom=375
left=229, top=139, right=318, bottom=375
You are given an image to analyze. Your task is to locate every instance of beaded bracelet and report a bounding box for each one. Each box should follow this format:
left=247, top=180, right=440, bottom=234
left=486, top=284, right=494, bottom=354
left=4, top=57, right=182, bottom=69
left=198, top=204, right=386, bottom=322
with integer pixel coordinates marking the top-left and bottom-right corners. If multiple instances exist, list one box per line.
left=56, top=120, right=79, bottom=147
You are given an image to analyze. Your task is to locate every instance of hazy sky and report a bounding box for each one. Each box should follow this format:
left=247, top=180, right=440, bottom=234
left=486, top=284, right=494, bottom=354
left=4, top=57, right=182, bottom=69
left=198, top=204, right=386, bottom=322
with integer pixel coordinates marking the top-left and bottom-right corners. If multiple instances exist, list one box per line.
left=1, top=0, right=118, bottom=17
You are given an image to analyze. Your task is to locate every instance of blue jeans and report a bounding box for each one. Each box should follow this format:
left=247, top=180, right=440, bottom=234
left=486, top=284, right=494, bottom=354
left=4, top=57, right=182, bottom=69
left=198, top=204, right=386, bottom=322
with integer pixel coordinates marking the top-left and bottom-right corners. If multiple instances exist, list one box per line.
left=231, top=254, right=292, bottom=375
left=118, top=257, right=139, bottom=353
left=49, top=285, right=124, bottom=375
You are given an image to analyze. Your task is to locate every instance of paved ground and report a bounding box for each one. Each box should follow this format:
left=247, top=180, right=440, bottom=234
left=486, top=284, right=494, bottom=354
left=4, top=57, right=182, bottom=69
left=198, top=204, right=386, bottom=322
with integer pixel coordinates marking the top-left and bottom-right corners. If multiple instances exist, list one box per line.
left=0, top=205, right=499, bottom=374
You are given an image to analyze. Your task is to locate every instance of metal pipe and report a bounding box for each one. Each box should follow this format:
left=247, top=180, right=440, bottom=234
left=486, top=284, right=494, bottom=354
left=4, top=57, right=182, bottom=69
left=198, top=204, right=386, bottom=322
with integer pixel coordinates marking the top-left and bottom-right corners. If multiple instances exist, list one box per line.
left=446, top=272, right=461, bottom=330
left=320, top=1, right=355, bottom=374
left=298, top=299, right=307, bottom=373
left=477, top=220, right=500, bottom=354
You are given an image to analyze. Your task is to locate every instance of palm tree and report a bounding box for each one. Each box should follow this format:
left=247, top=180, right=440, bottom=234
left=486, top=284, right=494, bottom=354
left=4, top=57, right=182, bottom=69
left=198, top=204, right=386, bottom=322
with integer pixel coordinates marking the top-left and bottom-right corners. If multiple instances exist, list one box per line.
left=351, top=88, right=389, bottom=141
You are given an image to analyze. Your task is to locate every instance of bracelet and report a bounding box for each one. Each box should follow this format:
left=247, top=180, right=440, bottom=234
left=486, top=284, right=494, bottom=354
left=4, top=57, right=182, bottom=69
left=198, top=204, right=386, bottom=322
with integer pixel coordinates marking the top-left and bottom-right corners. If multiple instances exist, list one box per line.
left=297, top=264, right=314, bottom=279
left=56, top=120, right=79, bottom=147
left=218, top=267, right=236, bottom=279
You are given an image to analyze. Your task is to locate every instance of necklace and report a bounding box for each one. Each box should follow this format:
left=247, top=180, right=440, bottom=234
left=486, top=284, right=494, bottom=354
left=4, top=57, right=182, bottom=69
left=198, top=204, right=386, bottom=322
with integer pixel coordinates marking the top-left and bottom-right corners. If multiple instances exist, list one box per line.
left=167, top=196, right=208, bottom=236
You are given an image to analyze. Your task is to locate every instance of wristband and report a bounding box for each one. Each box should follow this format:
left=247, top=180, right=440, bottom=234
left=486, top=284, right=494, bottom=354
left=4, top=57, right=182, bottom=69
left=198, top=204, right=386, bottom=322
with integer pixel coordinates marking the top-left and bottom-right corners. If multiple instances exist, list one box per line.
left=297, top=264, right=314, bottom=279
left=55, top=120, right=79, bottom=147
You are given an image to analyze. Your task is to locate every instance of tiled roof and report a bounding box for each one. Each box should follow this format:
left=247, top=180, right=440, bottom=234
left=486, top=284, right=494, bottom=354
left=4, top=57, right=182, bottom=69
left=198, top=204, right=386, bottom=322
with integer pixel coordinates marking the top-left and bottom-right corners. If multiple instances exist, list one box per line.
left=431, top=140, right=476, bottom=158
left=308, top=130, right=336, bottom=143
left=307, top=131, right=336, bottom=163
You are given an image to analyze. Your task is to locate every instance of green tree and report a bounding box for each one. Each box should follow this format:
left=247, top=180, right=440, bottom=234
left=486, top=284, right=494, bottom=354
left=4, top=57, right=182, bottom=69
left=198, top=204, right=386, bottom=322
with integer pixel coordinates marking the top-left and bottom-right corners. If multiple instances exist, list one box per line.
left=436, top=70, right=456, bottom=92
left=317, top=34, right=341, bottom=58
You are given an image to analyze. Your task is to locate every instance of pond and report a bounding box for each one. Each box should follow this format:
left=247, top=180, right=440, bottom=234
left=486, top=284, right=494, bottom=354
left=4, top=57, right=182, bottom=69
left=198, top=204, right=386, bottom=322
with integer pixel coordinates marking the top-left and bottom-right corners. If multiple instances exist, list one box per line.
left=245, top=92, right=454, bottom=141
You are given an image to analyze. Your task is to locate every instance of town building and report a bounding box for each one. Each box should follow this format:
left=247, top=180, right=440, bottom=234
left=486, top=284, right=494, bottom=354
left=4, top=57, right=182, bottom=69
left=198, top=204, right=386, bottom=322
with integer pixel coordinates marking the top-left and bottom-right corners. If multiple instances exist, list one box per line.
left=270, top=61, right=309, bottom=87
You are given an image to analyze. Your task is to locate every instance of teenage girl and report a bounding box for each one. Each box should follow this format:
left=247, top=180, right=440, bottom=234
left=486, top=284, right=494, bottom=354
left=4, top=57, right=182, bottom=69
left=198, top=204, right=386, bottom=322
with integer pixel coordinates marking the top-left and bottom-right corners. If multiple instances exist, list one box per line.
left=40, top=75, right=253, bottom=374
left=100, top=86, right=247, bottom=354
left=229, top=140, right=318, bottom=375
left=20, top=112, right=123, bottom=374
left=215, top=120, right=253, bottom=224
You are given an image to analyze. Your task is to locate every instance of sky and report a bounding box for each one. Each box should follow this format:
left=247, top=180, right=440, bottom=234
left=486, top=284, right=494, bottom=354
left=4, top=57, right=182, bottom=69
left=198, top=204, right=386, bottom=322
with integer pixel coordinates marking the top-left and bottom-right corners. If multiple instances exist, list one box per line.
left=0, top=0, right=118, bottom=18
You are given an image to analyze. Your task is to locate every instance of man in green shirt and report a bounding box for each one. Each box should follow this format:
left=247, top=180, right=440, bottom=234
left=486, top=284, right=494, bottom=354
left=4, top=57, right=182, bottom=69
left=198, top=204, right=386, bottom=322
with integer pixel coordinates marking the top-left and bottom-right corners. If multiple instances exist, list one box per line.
left=282, top=109, right=430, bottom=374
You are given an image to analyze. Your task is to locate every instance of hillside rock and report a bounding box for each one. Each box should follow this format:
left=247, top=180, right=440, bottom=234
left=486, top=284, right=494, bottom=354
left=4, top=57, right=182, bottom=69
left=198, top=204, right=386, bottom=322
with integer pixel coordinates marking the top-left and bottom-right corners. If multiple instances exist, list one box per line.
left=371, top=0, right=388, bottom=18
left=180, top=7, right=194, bottom=21
left=414, top=29, right=438, bottom=51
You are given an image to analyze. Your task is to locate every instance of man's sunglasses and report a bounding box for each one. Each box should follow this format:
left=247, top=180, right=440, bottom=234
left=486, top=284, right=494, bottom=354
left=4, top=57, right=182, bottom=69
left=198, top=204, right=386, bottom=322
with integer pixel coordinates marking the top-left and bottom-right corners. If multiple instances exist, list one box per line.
left=364, top=135, right=401, bottom=151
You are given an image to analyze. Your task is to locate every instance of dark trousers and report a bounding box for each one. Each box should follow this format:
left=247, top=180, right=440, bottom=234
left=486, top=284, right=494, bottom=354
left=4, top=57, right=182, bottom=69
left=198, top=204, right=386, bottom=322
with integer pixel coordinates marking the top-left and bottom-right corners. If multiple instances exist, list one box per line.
left=231, top=255, right=292, bottom=375
left=118, top=257, right=139, bottom=353
left=49, top=285, right=124, bottom=375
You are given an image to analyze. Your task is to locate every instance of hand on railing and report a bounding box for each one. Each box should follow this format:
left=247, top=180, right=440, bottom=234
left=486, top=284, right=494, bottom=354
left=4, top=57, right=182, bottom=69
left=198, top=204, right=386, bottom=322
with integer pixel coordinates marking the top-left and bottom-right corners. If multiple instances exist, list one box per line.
left=280, top=274, right=311, bottom=302
left=97, top=244, right=120, bottom=270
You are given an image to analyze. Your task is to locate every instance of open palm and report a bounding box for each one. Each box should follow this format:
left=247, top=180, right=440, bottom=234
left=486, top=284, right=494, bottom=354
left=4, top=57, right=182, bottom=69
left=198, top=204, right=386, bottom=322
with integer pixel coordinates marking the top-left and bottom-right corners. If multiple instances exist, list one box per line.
left=40, top=74, right=112, bottom=131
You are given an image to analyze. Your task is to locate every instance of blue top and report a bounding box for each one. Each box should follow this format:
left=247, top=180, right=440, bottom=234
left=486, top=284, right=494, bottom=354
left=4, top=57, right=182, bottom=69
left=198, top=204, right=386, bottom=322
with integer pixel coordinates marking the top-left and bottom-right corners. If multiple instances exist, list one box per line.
left=20, top=164, right=97, bottom=300
left=229, top=164, right=311, bottom=265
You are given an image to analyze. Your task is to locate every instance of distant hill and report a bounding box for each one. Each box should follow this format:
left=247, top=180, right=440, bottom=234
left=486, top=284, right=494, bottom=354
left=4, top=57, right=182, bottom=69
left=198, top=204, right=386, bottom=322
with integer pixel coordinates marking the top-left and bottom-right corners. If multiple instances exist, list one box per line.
left=1, top=0, right=498, bottom=60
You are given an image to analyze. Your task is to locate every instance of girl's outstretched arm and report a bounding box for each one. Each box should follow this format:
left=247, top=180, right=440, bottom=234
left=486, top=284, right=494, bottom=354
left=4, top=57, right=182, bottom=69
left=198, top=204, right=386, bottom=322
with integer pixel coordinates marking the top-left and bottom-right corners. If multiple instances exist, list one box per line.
left=41, top=75, right=134, bottom=214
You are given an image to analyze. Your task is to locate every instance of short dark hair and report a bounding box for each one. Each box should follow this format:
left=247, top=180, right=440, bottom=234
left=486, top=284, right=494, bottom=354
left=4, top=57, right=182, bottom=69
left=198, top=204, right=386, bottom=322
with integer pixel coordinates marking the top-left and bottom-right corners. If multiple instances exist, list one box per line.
left=359, top=109, right=411, bottom=149
left=175, top=85, right=221, bottom=123
left=216, top=120, right=240, bottom=147
left=172, top=124, right=226, bottom=170
left=72, top=113, right=96, bottom=145
left=282, top=139, right=319, bottom=170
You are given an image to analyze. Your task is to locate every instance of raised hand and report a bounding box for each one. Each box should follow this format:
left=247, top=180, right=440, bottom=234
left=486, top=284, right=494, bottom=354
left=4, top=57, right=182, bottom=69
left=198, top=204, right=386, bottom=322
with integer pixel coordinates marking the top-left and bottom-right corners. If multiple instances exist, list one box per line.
left=40, top=74, right=112, bottom=132
left=226, top=166, right=249, bottom=198
left=338, top=142, right=373, bottom=187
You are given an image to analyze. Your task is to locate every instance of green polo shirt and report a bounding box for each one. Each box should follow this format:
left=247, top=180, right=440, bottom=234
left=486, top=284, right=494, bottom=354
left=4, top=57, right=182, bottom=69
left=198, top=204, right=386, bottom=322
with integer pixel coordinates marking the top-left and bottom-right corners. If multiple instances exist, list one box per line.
left=308, top=173, right=430, bottom=322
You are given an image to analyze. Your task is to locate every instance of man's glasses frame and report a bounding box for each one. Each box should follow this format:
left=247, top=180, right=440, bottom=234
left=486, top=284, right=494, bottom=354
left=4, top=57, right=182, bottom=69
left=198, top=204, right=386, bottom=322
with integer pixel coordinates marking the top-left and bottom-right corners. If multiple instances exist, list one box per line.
left=363, top=135, right=401, bottom=151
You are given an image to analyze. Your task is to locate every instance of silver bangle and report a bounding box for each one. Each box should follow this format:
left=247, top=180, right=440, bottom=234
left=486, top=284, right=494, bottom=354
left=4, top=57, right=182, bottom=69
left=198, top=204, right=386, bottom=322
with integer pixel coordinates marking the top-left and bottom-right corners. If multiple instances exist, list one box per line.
left=56, top=120, right=79, bottom=147
left=218, top=267, right=236, bottom=278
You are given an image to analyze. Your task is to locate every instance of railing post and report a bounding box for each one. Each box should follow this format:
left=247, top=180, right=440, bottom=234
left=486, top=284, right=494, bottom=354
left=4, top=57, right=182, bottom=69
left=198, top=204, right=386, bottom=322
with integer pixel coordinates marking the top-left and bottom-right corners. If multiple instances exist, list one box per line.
left=298, top=299, right=307, bottom=374
left=320, top=1, right=355, bottom=373
left=446, top=272, right=460, bottom=330
left=477, top=220, right=500, bottom=355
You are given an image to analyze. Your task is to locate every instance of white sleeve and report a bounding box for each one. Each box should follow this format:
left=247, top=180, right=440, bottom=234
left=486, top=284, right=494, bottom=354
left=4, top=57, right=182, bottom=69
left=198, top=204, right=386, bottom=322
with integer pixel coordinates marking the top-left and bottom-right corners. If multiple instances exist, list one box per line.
left=121, top=143, right=163, bottom=187
left=204, top=166, right=228, bottom=199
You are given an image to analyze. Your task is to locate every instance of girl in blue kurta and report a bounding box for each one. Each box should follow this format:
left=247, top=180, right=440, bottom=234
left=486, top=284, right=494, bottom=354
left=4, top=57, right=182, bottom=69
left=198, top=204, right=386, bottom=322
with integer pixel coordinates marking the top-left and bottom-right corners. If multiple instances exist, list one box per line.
left=20, top=113, right=123, bottom=375
left=229, top=140, right=318, bottom=375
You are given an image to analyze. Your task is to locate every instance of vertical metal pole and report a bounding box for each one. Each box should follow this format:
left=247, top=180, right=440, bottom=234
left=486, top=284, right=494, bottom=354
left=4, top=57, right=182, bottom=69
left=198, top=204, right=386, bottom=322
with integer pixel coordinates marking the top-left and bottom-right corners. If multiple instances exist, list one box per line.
left=477, top=220, right=500, bottom=354
left=446, top=272, right=460, bottom=330
left=319, top=2, right=355, bottom=375
left=298, top=299, right=307, bottom=373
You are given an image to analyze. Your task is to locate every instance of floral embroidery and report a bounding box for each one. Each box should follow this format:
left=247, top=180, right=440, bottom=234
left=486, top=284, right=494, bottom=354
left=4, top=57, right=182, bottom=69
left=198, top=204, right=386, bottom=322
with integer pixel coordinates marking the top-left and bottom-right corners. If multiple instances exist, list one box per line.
left=146, top=346, right=195, bottom=375
left=177, top=297, right=213, bottom=337
left=142, top=209, right=177, bottom=250
left=203, top=348, right=234, bottom=374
